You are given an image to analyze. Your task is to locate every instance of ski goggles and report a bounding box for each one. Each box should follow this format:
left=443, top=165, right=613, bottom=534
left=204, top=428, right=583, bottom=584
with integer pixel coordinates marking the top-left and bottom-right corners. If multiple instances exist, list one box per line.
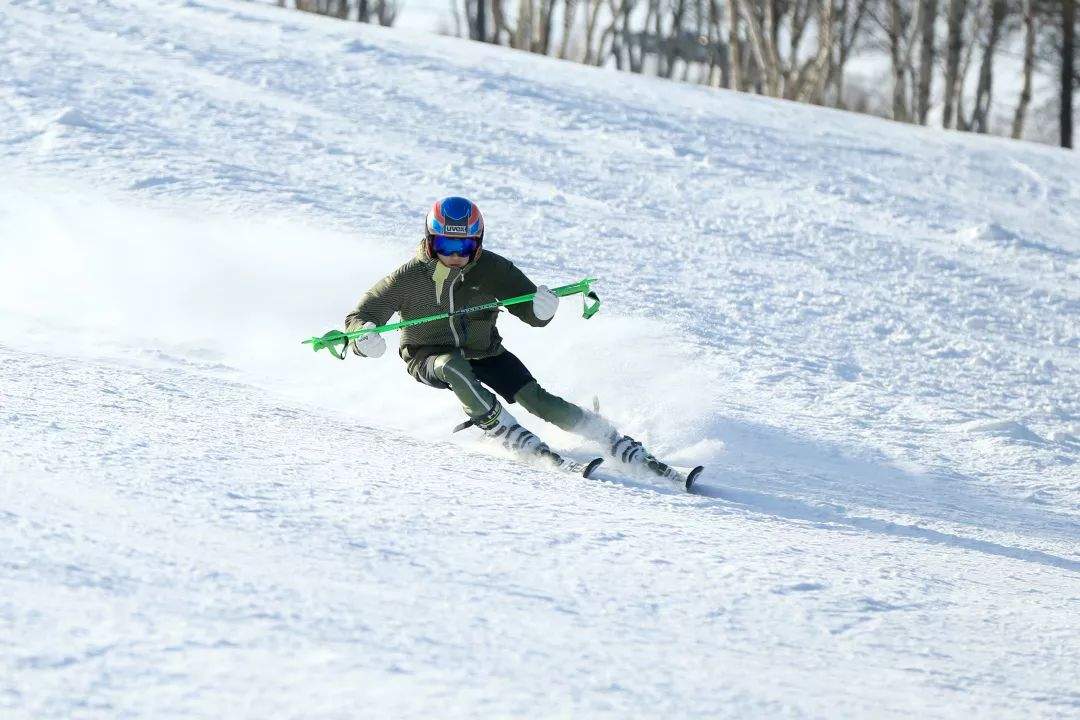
left=431, top=235, right=479, bottom=257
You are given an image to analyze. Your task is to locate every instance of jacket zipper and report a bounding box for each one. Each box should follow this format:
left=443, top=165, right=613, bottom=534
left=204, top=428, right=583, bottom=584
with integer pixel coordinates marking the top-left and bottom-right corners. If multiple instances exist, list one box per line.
left=448, top=272, right=463, bottom=347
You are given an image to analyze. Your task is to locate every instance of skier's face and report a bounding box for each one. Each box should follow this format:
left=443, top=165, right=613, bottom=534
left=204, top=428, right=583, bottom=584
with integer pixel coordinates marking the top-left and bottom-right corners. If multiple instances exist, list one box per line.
left=436, top=253, right=470, bottom=268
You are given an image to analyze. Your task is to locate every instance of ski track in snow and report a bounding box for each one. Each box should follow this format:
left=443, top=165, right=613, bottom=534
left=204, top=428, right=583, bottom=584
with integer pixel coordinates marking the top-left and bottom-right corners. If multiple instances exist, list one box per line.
left=1, top=0, right=1079, bottom=716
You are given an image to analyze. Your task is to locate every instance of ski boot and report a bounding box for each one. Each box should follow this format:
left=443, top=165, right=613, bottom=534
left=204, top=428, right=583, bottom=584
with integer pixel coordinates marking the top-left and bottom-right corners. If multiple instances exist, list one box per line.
left=466, top=404, right=603, bottom=478
left=608, top=432, right=703, bottom=492
left=476, top=403, right=546, bottom=453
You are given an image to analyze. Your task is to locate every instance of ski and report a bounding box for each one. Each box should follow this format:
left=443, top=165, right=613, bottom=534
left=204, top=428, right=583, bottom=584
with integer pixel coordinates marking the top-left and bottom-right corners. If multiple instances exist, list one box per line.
left=453, top=418, right=603, bottom=479
left=542, top=450, right=604, bottom=478
left=641, top=454, right=703, bottom=492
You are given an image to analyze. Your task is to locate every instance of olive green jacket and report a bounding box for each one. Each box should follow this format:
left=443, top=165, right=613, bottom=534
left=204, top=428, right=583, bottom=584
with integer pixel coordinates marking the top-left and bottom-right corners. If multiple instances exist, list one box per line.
left=345, top=242, right=550, bottom=370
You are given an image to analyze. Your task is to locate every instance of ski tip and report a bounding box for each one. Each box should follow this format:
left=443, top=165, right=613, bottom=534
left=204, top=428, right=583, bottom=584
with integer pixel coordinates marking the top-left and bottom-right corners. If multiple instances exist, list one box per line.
left=684, top=465, right=704, bottom=492
left=583, top=457, right=604, bottom=479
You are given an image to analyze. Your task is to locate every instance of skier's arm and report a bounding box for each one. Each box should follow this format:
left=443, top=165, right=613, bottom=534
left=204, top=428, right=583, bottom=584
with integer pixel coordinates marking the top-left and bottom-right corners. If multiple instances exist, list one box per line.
left=345, top=266, right=405, bottom=332
left=496, top=258, right=553, bottom=328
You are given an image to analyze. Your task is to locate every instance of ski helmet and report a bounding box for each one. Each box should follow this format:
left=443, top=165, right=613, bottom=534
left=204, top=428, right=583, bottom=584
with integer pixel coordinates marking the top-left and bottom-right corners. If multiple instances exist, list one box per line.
left=425, top=196, right=484, bottom=260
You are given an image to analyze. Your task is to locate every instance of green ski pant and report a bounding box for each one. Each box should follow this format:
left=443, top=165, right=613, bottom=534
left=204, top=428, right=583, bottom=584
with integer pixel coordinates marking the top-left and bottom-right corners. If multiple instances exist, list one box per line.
left=427, top=352, right=586, bottom=431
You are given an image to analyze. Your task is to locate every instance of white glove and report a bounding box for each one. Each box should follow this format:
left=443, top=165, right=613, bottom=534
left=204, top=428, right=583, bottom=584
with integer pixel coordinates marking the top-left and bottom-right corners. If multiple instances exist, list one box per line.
left=532, top=285, right=559, bottom=322
left=351, top=321, right=386, bottom=358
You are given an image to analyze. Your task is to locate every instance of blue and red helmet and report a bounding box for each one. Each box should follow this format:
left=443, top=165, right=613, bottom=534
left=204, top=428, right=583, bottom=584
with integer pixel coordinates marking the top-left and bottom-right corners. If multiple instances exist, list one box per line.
left=425, top=196, right=484, bottom=258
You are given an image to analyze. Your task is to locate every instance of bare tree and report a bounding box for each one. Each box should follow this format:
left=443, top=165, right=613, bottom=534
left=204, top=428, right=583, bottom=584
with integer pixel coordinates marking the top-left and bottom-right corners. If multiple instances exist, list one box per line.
left=477, top=0, right=487, bottom=40
left=794, top=0, right=835, bottom=102
left=729, top=0, right=744, bottom=89
left=885, top=0, right=922, bottom=121
left=536, top=0, right=558, bottom=52
left=725, top=0, right=836, bottom=98
left=1064, top=0, right=1076, bottom=147
left=943, top=0, right=969, bottom=127
left=738, top=0, right=784, bottom=95
left=1012, top=0, right=1037, bottom=137
left=491, top=0, right=511, bottom=44
left=582, top=0, right=606, bottom=63
left=830, top=0, right=871, bottom=107
left=966, top=0, right=1008, bottom=132
left=663, top=0, right=691, bottom=79
left=915, top=0, right=937, bottom=123
left=293, top=0, right=398, bottom=23
left=704, top=0, right=727, bottom=85
left=423, top=0, right=1067, bottom=147
left=558, top=0, right=579, bottom=57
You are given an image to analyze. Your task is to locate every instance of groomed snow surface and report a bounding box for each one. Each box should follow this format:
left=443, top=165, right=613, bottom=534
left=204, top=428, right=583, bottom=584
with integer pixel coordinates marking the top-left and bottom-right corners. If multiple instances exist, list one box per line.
left=1, top=0, right=1078, bottom=717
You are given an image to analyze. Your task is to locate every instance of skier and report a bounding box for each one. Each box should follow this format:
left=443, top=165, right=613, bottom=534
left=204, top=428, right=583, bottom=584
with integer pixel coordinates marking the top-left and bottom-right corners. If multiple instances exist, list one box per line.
left=345, top=196, right=699, bottom=488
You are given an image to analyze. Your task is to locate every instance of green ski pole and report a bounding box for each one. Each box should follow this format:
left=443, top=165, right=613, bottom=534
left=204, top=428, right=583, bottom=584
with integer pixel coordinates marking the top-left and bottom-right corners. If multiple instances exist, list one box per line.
left=303, top=277, right=601, bottom=360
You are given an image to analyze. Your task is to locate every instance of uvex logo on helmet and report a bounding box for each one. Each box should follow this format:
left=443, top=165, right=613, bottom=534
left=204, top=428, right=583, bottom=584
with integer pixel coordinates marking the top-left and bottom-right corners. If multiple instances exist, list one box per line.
left=443, top=224, right=468, bottom=235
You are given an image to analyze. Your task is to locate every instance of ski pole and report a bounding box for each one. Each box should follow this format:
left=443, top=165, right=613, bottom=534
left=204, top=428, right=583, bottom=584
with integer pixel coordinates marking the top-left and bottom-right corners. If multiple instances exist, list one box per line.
left=303, top=277, right=601, bottom=360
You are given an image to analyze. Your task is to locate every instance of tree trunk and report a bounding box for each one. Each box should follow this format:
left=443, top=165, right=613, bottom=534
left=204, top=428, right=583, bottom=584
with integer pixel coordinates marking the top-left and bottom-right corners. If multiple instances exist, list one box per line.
left=558, top=0, right=577, bottom=57
left=661, top=0, right=688, bottom=79
left=740, top=0, right=782, bottom=95
left=707, top=0, right=729, bottom=87
left=491, top=0, right=511, bottom=44
left=583, top=0, right=604, bottom=63
left=809, top=0, right=833, bottom=102
left=594, top=0, right=624, bottom=66
left=649, top=0, right=666, bottom=78
left=514, top=0, right=531, bottom=49
left=954, top=1, right=984, bottom=131
left=943, top=0, right=967, bottom=128
left=832, top=0, right=868, bottom=108
left=970, top=0, right=1007, bottom=133
left=917, top=0, right=937, bottom=124
left=1011, top=0, right=1036, bottom=138
left=1064, top=0, right=1076, bottom=147
left=789, top=0, right=832, bottom=102
left=889, top=0, right=909, bottom=121
left=729, top=0, right=742, bottom=90
left=476, top=0, right=487, bottom=40
left=537, top=0, right=556, bottom=53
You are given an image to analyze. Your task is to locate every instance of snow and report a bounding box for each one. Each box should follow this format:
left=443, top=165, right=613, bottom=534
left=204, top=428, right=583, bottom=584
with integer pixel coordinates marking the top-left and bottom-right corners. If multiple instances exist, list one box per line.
left=1, top=0, right=1078, bottom=717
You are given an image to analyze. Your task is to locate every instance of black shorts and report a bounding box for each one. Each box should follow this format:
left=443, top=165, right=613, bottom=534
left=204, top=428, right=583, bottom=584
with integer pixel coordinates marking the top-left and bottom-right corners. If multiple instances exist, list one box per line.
left=469, top=349, right=535, bottom=403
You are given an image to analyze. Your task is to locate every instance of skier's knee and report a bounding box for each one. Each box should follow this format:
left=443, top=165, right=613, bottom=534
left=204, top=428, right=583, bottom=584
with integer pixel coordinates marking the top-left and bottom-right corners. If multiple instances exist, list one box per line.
left=433, top=353, right=474, bottom=387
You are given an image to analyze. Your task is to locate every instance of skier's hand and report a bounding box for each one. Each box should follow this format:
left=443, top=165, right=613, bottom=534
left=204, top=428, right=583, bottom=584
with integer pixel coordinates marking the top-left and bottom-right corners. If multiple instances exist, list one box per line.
left=532, top=285, right=559, bottom=322
left=351, top=322, right=386, bottom=358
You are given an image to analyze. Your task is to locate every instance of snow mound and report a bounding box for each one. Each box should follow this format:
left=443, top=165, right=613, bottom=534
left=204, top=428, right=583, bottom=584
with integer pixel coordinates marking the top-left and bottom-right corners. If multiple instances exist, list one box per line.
left=957, top=222, right=1075, bottom=259
left=44, top=106, right=98, bottom=130
left=952, top=418, right=1046, bottom=444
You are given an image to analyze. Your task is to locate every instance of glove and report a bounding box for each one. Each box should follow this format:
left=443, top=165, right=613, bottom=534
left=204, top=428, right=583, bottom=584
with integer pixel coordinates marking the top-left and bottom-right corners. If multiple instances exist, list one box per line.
left=351, top=321, right=386, bottom=358
left=532, top=285, right=559, bottom=322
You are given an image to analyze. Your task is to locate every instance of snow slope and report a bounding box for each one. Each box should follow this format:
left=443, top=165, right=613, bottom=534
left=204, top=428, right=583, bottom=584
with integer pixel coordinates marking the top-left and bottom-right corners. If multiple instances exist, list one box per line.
left=1, top=0, right=1078, bottom=717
